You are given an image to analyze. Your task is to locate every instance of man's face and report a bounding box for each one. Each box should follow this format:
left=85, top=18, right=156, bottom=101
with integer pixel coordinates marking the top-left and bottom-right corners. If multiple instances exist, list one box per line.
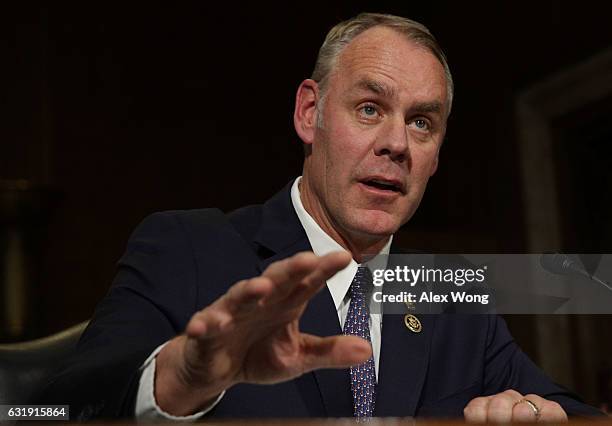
left=300, top=26, right=449, bottom=249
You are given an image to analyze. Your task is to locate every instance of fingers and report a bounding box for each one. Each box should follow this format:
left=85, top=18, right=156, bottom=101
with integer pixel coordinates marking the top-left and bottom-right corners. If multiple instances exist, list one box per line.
left=224, top=276, right=275, bottom=313
left=283, top=251, right=353, bottom=308
left=187, top=251, right=351, bottom=339
left=464, top=390, right=568, bottom=423
left=225, top=251, right=350, bottom=315
left=487, top=389, right=523, bottom=423
left=260, top=252, right=322, bottom=303
left=522, top=394, right=567, bottom=423
left=464, top=390, right=522, bottom=423
left=300, top=334, right=372, bottom=372
left=512, top=398, right=539, bottom=422
left=463, top=396, right=490, bottom=423
left=261, top=251, right=352, bottom=306
left=186, top=276, right=274, bottom=339
left=185, top=306, right=232, bottom=339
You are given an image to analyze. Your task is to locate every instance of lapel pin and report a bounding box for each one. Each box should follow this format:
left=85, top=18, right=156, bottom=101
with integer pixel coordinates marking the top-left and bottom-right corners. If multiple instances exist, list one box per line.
left=404, top=314, right=422, bottom=333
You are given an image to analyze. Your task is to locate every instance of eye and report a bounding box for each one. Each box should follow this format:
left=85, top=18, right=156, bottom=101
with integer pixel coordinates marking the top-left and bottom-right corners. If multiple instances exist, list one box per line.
left=357, top=103, right=381, bottom=121
left=409, top=118, right=431, bottom=132
left=362, top=105, right=377, bottom=116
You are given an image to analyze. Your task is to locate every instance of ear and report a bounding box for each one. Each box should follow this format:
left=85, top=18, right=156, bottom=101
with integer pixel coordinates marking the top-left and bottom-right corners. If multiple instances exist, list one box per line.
left=293, top=79, right=319, bottom=145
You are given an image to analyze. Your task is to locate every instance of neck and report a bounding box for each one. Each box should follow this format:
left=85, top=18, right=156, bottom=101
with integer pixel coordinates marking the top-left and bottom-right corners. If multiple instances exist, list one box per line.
left=298, top=177, right=390, bottom=263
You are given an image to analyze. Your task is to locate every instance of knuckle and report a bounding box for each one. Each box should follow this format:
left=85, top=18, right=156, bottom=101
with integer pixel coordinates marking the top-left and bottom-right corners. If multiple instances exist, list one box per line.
left=230, top=279, right=247, bottom=293
left=488, top=395, right=511, bottom=411
left=292, top=251, right=316, bottom=267
left=503, top=389, right=523, bottom=399
left=295, top=251, right=315, bottom=261
left=469, top=397, right=488, bottom=409
left=524, top=393, right=541, bottom=404
left=544, top=400, right=562, bottom=412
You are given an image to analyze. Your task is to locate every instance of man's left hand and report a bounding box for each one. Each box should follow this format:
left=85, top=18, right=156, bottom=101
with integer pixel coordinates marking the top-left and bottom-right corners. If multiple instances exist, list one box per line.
left=464, top=389, right=568, bottom=423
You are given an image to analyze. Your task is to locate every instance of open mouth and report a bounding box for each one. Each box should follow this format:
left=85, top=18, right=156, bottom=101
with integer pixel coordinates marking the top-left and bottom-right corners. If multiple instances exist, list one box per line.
left=361, top=178, right=403, bottom=194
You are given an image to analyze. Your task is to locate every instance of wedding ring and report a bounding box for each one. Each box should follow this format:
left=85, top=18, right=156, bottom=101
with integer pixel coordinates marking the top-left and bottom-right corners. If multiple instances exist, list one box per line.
left=514, top=398, right=541, bottom=420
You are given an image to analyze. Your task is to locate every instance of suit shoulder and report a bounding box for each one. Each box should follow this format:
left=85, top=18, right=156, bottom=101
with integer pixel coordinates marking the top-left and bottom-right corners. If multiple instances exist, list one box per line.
left=120, top=209, right=230, bottom=259
left=226, top=204, right=264, bottom=242
left=126, top=206, right=264, bottom=254
left=132, top=208, right=234, bottom=236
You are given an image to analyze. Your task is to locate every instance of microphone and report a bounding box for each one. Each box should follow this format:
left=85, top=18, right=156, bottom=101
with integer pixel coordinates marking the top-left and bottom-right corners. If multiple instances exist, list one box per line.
left=540, top=253, right=612, bottom=292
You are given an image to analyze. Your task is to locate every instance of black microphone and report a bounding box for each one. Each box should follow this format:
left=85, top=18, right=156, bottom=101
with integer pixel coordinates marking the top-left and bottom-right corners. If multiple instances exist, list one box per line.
left=540, top=253, right=612, bottom=292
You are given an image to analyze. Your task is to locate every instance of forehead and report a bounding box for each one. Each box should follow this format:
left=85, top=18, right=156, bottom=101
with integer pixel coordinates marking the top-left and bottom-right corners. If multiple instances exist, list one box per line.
left=331, top=26, right=448, bottom=106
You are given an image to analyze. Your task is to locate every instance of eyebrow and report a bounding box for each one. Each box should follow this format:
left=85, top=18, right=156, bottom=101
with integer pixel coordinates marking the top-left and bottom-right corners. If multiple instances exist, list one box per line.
left=353, top=78, right=398, bottom=100
left=352, top=78, right=444, bottom=116
left=412, top=101, right=443, bottom=115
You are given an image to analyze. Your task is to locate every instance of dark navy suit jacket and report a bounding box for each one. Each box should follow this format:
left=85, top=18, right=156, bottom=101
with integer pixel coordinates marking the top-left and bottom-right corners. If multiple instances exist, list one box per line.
left=38, top=182, right=601, bottom=419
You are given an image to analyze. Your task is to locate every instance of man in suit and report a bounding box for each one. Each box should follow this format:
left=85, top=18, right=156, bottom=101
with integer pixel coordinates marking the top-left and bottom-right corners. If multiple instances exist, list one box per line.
left=41, top=13, right=600, bottom=421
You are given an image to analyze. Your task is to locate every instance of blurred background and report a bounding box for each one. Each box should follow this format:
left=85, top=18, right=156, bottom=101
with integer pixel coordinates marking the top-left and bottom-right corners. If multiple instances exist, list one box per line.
left=1, top=0, right=611, bottom=410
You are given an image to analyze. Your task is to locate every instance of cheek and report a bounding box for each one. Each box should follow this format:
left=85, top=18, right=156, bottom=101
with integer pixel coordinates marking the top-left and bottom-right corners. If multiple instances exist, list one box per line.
left=325, top=129, right=367, bottom=175
left=411, top=147, right=439, bottom=178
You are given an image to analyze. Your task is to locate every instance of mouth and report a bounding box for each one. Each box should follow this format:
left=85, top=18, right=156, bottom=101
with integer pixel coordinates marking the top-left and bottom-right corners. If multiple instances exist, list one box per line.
left=359, top=177, right=405, bottom=194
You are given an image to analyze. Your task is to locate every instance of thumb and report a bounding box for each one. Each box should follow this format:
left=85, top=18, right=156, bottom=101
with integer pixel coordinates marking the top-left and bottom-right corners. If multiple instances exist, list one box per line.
left=300, top=334, right=372, bottom=372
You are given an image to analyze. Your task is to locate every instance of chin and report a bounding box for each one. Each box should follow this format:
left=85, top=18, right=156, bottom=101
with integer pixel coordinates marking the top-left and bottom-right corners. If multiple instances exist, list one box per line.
left=346, top=209, right=402, bottom=240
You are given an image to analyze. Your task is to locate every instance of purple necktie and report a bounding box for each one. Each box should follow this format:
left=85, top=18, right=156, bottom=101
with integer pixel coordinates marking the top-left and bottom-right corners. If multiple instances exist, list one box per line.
left=343, top=266, right=376, bottom=418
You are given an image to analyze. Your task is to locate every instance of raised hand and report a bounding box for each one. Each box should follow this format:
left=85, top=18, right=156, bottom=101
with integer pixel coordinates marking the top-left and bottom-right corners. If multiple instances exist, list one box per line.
left=154, top=251, right=371, bottom=416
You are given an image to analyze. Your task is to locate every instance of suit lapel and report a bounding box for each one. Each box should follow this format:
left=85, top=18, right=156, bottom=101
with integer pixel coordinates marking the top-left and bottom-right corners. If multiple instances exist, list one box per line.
left=374, top=250, right=436, bottom=417
left=252, top=182, right=353, bottom=417
left=300, top=284, right=354, bottom=416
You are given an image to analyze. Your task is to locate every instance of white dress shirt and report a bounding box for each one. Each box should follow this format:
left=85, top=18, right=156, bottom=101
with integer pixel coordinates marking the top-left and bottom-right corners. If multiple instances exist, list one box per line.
left=290, top=176, right=391, bottom=379
left=134, top=176, right=392, bottom=420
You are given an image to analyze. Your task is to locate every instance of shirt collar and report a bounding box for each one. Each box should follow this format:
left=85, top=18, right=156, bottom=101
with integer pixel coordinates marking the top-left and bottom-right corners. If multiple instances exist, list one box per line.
left=290, top=176, right=392, bottom=309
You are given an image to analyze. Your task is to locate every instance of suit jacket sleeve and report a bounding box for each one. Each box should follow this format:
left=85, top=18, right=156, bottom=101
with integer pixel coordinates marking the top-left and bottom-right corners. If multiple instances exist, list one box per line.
left=37, top=211, right=201, bottom=420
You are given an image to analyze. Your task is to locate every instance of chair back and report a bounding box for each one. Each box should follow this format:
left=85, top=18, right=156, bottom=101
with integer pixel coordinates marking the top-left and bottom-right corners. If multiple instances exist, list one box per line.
left=0, top=321, right=88, bottom=404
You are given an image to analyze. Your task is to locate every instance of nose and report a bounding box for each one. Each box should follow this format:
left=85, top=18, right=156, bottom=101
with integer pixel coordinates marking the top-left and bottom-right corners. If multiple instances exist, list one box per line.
left=373, top=116, right=411, bottom=165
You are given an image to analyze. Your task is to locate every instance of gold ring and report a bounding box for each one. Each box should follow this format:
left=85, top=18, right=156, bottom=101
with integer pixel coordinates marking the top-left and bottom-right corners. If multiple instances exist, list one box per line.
left=514, top=398, right=541, bottom=419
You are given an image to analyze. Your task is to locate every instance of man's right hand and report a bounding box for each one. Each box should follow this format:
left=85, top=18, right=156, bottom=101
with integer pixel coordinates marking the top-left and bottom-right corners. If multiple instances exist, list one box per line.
left=154, top=251, right=372, bottom=416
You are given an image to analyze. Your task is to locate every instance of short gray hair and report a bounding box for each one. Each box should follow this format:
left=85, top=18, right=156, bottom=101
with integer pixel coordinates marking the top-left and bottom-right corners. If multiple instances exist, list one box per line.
left=311, top=13, right=454, bottom=119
